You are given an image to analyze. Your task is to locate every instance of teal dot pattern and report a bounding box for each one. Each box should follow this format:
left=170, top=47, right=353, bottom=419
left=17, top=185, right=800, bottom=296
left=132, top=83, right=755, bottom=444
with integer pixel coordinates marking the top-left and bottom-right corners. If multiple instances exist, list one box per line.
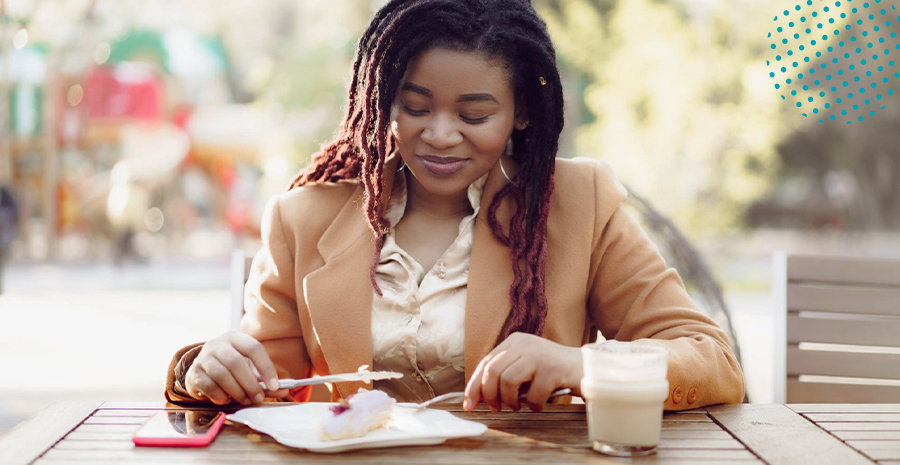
left=769, top=0, right=899, bottom=123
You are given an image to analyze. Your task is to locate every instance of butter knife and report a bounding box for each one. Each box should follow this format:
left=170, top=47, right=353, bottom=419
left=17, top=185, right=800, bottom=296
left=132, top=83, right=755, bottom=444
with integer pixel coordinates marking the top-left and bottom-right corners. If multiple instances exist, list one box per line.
left=260, top=365, right=404, bottom=391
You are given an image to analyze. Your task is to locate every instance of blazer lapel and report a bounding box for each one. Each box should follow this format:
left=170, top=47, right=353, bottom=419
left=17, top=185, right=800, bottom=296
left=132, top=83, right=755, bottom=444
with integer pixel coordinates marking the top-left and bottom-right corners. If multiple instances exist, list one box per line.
left=464, top=158, right=518, bottom=383
left=303, top=157, right=401, bottom=398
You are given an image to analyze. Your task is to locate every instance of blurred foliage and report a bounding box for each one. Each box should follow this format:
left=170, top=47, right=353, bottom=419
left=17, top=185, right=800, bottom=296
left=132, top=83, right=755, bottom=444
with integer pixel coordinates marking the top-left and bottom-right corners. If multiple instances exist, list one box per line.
left=535, top=0, right=790, bottom=233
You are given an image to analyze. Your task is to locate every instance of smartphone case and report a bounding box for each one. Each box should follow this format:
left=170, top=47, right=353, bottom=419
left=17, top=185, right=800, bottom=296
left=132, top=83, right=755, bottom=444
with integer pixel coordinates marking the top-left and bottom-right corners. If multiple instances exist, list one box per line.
left=132, top=412, right=227, bottom=447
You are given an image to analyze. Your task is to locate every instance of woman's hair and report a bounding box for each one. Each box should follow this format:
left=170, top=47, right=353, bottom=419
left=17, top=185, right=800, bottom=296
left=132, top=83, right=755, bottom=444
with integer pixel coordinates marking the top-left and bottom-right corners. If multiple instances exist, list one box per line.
left=289, top=0, right=564, bottom=339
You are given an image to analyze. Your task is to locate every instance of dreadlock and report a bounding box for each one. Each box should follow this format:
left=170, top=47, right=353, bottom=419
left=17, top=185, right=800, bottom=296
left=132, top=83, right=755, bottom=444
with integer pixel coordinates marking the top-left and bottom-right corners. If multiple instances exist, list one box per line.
left=289, top=0, right=564, bottom=340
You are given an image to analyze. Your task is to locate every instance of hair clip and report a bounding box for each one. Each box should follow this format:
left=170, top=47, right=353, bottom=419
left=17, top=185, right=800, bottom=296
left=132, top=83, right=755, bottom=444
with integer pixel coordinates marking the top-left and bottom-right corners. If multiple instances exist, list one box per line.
left=539, top=76, right=547, bottom=86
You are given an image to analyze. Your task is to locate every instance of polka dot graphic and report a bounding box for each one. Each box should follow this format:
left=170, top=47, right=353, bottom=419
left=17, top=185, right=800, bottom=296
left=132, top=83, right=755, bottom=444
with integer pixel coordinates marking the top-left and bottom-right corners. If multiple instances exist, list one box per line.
left=768, top=0, right=900, bottom=124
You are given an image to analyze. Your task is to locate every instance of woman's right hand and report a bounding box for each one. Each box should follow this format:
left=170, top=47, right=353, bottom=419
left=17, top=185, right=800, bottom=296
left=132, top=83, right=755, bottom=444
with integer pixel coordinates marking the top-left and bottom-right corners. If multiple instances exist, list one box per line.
left=184, top=331, right=290, bottom=405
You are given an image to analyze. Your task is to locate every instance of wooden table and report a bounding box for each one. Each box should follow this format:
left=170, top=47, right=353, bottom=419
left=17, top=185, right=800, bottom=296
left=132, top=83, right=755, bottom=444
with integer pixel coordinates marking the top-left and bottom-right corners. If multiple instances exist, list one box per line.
left=2, top=402, right=899, bottom=464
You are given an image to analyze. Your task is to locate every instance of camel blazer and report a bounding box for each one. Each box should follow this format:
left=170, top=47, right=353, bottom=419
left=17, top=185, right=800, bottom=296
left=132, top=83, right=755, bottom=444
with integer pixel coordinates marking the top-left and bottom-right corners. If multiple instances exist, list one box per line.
left=165, top=156, right=744, bottom=410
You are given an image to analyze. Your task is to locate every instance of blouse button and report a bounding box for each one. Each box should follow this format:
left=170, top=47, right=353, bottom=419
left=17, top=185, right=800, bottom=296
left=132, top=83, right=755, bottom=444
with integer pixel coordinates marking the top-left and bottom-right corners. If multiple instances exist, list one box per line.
left=414, top=374, right=424, bottom=382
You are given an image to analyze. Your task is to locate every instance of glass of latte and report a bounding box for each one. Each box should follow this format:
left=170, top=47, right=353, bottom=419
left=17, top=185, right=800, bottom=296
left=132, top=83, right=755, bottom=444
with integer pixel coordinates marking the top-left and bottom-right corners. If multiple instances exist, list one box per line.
left=581, top=341, right=669, bottom=457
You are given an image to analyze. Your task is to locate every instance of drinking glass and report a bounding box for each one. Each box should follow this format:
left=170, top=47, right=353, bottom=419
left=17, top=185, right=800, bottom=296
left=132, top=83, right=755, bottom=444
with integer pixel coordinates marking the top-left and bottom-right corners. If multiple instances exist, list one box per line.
left=581, top=341, right=669, bottom=457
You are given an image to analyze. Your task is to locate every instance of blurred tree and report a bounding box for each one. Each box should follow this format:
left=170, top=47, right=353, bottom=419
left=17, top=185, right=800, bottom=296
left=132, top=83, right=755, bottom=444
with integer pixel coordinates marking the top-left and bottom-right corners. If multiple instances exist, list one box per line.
left=772, top=111, right=900, bottom=229
left=536, top=0, right=789, bottom=233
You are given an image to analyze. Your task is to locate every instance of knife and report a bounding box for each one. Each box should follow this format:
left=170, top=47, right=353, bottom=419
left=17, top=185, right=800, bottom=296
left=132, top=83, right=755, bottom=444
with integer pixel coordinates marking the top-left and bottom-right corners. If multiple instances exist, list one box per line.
left=259, top=365, right=404, bottom=391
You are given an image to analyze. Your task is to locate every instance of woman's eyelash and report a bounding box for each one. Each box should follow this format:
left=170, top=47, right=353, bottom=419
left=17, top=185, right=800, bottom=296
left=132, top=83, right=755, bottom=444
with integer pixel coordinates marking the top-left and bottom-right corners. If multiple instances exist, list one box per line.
left=460, top=115, right=489, bottom=124
left=403, top=106, right=428, bottom=116
left=403, top=105, right=489, bottom=124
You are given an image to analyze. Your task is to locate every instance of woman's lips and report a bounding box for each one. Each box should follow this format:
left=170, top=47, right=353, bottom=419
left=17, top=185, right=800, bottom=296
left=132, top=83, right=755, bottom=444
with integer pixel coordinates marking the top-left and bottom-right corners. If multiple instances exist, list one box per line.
left=417, top=155, right=468, bottom=176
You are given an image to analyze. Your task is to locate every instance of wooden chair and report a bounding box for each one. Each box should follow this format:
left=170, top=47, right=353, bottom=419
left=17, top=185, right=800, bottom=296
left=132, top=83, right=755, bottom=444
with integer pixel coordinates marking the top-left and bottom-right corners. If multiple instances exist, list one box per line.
left=230, top=249, right=254, bottom=332
left=773, top=252, right=900, bottom=403
left=231, top=249, right=331, bottom=401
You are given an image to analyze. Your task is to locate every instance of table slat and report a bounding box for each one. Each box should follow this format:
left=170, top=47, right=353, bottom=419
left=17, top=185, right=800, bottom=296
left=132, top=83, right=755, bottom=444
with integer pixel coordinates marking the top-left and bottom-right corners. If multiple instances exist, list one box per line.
left=846, top=441, right=900, bottom=450
left=64, top=432, right=140, bottom=441
left=662, top=413, right=712, bottom=421
left=816, top=422, right=900, bottom=432
left=708, top=404, right=873, bottom=465
left=807, top=414, right=900, bottom=422
left=657, top=421, right=724, bottom=430
left=834, top=431, right=900, bottom=441
left=0, top=401, right=101, bottom=465
left=857, top=449, right=900, bottom=461
left=83, top=417, right=149, bottom=425
left=73, top=424, right=141, bottom=433
left=91, top=410, right=156, bottom=418
left=661, top=430, right=735, bottom=439
left=657, top=439, right=747, bottom=450
left=790, top=404, right=900, bottom=414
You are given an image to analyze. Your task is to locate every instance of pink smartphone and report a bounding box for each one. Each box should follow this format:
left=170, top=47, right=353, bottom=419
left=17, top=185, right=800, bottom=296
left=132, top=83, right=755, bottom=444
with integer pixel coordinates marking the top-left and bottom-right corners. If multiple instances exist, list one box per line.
left=132, top=411, right=226, bottom=447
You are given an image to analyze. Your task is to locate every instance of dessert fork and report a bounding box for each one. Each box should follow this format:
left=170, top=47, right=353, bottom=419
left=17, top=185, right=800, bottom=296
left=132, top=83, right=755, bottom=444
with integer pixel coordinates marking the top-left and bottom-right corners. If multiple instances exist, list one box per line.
left=398, top=388, right=573, bottom=411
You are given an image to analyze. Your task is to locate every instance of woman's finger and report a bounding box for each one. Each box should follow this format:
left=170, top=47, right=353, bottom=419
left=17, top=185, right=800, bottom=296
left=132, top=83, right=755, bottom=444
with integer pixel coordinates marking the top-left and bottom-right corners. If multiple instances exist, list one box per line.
left=480, top=349, right=522, bottom=413
left=263, top=388, right=291, bottom=399
left=183, top=366, right=209, bottom=400
left=497, top=357, right=535, bottom=411
left=230, top=332, right=280, bottom=391
left=524, top=373, right=558, bottom=412
left=464, top=359, right=488, bottom=410
left=188, top=366, right=229, bottom=405
left=202, top=357, right=250, bottom=405
left=464, top=351, right=497, bottom=411
left=214, top=349, right=266, bottom=404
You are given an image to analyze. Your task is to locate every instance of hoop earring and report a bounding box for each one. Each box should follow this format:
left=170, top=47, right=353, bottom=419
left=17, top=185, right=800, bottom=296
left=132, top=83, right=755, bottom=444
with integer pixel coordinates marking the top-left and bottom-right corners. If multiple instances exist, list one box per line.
left=499, top=158, right=517, bottom=186
left=395, top=159, right=406, bottom=172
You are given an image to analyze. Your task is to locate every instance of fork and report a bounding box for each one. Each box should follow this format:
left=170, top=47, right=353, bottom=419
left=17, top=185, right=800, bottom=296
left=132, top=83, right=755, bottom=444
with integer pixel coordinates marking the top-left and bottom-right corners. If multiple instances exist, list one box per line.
left=397, top=388, right=573, bottom=411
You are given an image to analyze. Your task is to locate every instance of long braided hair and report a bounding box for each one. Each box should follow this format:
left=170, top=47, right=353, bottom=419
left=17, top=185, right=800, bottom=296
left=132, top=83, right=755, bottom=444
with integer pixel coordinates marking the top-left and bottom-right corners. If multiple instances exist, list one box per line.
left=289, top=0, right=564, bottom=339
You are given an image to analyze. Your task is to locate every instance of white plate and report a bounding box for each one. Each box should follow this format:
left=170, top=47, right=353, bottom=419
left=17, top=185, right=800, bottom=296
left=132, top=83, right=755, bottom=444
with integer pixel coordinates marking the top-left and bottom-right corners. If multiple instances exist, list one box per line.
left=226, top=403, right=487, bottom=453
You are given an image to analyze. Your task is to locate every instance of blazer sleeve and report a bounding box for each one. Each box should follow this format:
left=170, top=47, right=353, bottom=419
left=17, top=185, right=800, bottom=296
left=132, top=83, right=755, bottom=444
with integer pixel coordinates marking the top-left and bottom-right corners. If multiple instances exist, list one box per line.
left=163, top=194, right=314, bottom=404
left=240, top=194, right=314, bottom=401
left=586, top=163, right=744, bottom=410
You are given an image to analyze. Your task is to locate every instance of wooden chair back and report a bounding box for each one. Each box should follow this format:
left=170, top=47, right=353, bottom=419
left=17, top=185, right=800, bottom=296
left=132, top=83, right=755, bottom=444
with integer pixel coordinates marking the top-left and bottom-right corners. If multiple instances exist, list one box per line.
left=774, top=253, right=900, bottom=403
left=231, top=249, right=254, bottom=332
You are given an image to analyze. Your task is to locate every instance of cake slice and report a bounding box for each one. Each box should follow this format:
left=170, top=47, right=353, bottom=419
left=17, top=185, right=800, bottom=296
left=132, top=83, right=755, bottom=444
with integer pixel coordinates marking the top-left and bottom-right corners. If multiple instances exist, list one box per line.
left=319, top=389, right=396, bottom=441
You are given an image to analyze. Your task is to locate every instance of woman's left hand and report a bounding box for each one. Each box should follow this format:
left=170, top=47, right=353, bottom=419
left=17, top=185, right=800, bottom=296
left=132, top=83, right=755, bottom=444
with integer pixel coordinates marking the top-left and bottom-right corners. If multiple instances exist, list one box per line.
left=463, top=332, right=583, bottom=413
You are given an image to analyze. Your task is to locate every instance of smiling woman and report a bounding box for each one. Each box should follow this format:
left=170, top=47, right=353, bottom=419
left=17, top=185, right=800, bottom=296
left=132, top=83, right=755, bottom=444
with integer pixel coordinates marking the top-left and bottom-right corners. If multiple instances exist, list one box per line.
left=164, top=0, right=745, bottom=414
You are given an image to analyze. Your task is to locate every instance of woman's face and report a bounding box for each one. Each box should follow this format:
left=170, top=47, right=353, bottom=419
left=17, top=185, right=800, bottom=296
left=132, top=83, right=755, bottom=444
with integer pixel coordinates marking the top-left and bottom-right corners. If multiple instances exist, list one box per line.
left=390, top=47, right=527, bottom=198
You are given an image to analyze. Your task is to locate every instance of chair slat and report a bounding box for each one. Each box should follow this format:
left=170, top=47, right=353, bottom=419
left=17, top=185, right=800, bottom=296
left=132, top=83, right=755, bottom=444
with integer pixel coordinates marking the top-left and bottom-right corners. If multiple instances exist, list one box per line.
left=788, top=255, right=900, bottom=286
left=787, top=313, right=900, bottom=347
left=787, top=345, right=900, bottom=379
left=787, top=283, right=900, bottom=316
left=787, top=378, right=900, bottom=403
left=788, top=345, right=900, bottom=380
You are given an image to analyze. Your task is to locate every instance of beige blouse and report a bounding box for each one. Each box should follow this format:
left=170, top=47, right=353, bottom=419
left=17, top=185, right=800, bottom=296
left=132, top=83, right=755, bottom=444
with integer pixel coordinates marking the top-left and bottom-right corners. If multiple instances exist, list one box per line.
left=371, top=169, right=488, bottom=402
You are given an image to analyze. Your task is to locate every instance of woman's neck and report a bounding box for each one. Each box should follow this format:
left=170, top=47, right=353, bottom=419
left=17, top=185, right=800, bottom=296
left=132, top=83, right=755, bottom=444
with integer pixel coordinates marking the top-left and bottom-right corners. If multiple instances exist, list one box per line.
left=403, top=170, right=474, bottom=220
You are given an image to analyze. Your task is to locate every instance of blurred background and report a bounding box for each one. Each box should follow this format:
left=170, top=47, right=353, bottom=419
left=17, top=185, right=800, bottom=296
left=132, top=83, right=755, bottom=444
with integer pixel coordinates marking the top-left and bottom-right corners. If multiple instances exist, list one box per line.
left=1, top=0, right=899, bottom=436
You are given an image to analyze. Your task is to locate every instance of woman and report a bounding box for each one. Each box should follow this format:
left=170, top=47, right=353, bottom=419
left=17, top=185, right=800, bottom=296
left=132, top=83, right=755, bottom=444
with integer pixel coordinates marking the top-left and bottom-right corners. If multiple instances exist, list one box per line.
left=165, top=0, right=744, bottom=412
